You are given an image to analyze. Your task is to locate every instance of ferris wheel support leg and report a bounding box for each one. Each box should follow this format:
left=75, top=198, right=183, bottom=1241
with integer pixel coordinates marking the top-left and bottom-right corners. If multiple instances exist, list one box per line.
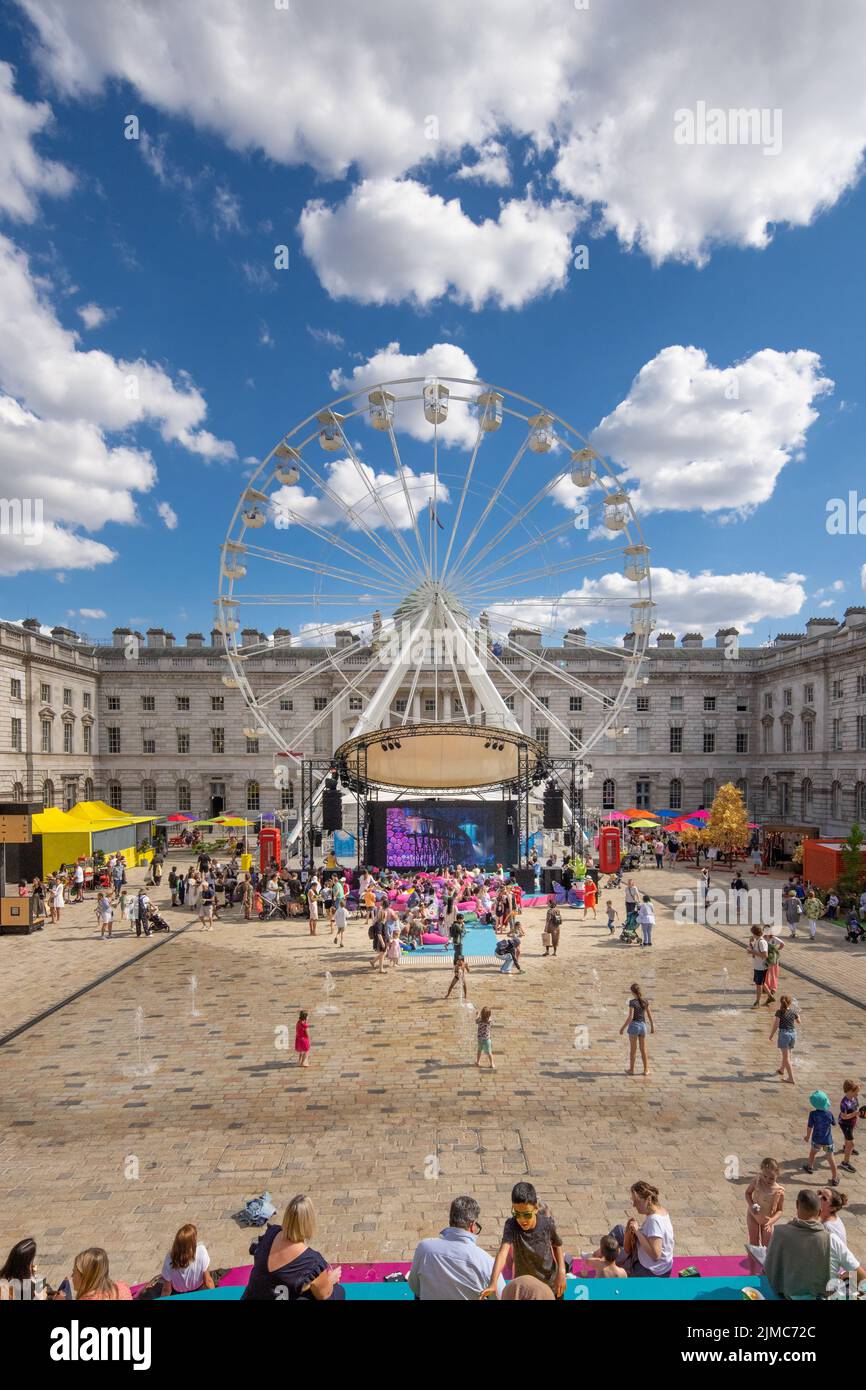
left=348, top=603, right=433, bottom=739
left=438, top=604, right=522, bottom=733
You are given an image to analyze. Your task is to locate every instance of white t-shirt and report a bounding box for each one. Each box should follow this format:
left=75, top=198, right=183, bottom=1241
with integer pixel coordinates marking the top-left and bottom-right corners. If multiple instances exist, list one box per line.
left=824, top=1216, right=847, bottom=1244
left=52, top=883, right=64, bottom=907
left=638, top=1211, right=674, bottom=1275
left=74, top=865, right=84, bottom=883
left=161, top=1243, right=210, bottom=1293
left=750, top=937, right=768, bottom=970
left=334, top=905, right=347, bottom=931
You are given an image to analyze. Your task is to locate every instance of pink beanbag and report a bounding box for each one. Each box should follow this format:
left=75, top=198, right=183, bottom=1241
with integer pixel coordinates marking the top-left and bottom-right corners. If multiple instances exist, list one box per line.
left=394, top=893, right=410, bottom=909
left=456, top=899, right=476, bottom=913
left=422, top=933, right=449, bottom=946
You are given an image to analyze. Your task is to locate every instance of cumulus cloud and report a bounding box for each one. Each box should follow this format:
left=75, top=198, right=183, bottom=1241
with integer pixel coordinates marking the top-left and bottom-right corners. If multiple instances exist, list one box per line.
left=553, top=346, right=833, bottom=518
left=299, top=180, right=581, bottom=309
left=156, top=500, right=178, bottom=529
left=272, top=457, right=450, bottom=535
left=454, top=139, right=510, bottom=187
left=0, top=235, right=234, bottom=459
left=487, top=567, right=808, bottom=639
left=77, top=607, right=107, bottom=619
left=77, top=302, right=110, bottom=330
left=0, top=61, right=74, bottom=221
left=17, top=0, right=866, bottom=269
left=329, top=341, right=481, bottom=448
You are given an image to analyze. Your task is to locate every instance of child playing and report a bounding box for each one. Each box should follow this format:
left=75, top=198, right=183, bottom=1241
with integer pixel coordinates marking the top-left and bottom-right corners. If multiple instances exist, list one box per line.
left=475, top=1007, right=495, bottom=1070
left=363, top=882, right=376, bottom=920
left=483, top=1182, right=567, bottom=1299
left=332, top=900, right=347, bottom=947
left=445, top=955, right=470, bottom=1000
left=838, top=1079, right=860, bottom=1173
left=744, top=1157, right=785, bottom=1252
left=803, top=1090, right=838, bottom=1184
left=582, top=1234, right=628, bottom=1279
left=386, top=928, right=402, bottom=967
left=294, top=1010, right=310, bottom=1067
left=605, top=900, right=617, bottom=935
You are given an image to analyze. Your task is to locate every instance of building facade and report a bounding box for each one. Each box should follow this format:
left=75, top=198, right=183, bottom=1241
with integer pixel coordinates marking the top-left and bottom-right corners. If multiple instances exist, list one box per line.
left=2, top=608, right=866, bottom=837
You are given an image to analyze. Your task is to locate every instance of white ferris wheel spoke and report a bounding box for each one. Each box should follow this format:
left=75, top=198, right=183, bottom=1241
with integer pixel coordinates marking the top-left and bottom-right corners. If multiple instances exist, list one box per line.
left=442, top=433, right=530, bottom=584
left=383, top=418, right=431, bottom=582
left=294, top=457, right=419, bottom=589
left=439, top=416, right=486, bottom=579
left=245, top=529, right=411, bottom=592
left=451, top=471, right=578, bottom=587
left=334, top=422, right=423, bottom=582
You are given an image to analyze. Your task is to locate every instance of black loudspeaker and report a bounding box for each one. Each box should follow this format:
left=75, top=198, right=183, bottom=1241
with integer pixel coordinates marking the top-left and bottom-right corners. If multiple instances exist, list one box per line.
left=313, top=830, right=322, bottom=847
left=322, top=787, right=343, bottom=831
left=542, top=784, right=563, bottom=829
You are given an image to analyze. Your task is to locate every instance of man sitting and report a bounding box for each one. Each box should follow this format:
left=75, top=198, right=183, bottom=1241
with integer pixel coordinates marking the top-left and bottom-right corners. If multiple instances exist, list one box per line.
left=758, top=1189, right=865, bottom=1298
left=407, top=1196, right=504, bottom=1301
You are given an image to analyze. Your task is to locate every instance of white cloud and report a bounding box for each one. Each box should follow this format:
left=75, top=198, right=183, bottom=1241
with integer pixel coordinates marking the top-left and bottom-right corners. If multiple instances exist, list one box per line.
left=78, top=607, right=107, bottom=619
left=156, top=500, right=178, bottom=529
left=272, top=456, right=450, bottom=534
left=0, top=235, right=234, bottom=460
left=0, top=61, right=74, bottom=221
left=258, top=321, right=274, bottom=348
left=329, top=341, right=481, bottom=448
left=814, top=579, right=844, bottom=597
left=455, top=139, right=510, bottom=187
left=77, top=302, right=110, bottom=330
left=487, top=568, right=808, bottom=638
left=299, top=179, right=580, bottom=309
left=552, top=346, right=832, bottom=518
left=18, top=0, right=866, bottom=267
left=307, top=326, right=345, bottom=349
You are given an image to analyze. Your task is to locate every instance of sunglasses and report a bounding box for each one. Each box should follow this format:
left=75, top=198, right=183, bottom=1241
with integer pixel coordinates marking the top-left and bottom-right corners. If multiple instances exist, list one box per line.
left=512, top=1208, right=537, bottom=1220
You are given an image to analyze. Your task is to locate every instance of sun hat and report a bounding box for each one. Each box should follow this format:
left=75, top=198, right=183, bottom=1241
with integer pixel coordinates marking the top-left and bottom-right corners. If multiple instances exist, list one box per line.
left=808, top=1090, right=831, bottom=1110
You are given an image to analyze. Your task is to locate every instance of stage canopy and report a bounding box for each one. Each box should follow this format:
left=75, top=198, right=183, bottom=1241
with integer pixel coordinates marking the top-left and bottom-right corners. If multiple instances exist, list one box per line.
left=336, top=723, right=547, bottom=794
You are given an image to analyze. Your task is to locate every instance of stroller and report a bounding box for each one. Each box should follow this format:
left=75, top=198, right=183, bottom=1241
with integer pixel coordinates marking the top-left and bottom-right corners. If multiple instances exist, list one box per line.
left=844, top=914, right=866, bottom=943
left=620, top=910, right=640, bottom=944
left=147, top=906, right=171, bottom=933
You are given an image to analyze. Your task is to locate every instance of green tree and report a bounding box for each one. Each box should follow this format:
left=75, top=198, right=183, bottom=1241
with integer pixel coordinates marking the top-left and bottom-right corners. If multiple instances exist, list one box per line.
left=836, top=822, right=866, bottom=903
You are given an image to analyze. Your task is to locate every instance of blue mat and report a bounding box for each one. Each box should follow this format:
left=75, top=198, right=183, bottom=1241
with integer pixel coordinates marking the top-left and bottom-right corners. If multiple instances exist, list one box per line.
left=172, top=1275, right=772, bottom=1302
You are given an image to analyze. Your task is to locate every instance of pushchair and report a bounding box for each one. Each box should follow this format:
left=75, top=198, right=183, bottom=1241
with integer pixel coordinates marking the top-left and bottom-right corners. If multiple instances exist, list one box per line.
left=620, top=910, right=640, bottom=944
left=844, top=915, right=866, bottom=943
left=147, top=906, right=171, bottom=933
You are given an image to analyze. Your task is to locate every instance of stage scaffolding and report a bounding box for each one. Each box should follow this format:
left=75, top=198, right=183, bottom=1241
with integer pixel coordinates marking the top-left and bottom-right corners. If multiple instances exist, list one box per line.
left=298, top=744, right=586, bottom=871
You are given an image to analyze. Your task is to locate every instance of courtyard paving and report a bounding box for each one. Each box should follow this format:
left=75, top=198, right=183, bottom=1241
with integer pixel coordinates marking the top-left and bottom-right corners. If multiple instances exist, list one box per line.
left=0, top=858, right=863, bottom=1287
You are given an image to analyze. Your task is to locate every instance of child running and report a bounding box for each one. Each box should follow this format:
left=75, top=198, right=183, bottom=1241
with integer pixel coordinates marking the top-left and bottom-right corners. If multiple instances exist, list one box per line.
left=294, top=1010, right=310, bottom=1068
left=445, top=954, right=470, bottom=1001
left=803, top=1090, right=838, bottom=1185
left=475, top=1007, right=495, bottom=1070
left=332, top=899, right=347, bottom=947
left=95, top=891, right=114, bottom=939
left=605, top=900, right=618, bottom=935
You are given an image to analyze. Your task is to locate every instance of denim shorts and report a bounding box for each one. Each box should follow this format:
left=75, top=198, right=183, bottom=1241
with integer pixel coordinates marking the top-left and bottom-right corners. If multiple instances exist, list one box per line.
left=777, top=1028, right=796, bottom=1049
left=627, top=1021, right=647, bottom=1037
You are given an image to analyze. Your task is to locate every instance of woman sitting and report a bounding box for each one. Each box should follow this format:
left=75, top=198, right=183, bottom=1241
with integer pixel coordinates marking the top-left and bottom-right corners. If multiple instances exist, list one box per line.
left=160, top=1223, right=214, bottom=1296
left=599, top=1181, right=674, bottom=1277
left=58, top=1247, right=132, bottom=1300
left=241, top=1194, right=344, bottom=1300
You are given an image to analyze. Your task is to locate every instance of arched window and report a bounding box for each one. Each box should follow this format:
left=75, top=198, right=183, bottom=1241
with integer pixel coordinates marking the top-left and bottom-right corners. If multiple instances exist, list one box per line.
left=42, top=779, right=55, bottom=809
left=802, top=778, right=813, bottom=817
left=108, top=781, right=122, bottom=811
left=141, top=781, right=157, bottom=813
left=602, top=778, right=616, bottom=810
left=669, top=778, right=682, bottom=810
left=64, top=781, right=77, bottom=811
left=246, top=780, right=260, bottom=812
left=177, top=782, right=191, bottom=812
left=779, top=780, right=791, bottom=818
left=83, top=778, right=94, bottom=801
left=856, top=782, right=866, bottom=822
left=12, top=781, right=24, bottom=802
left=280, top=782, right=294, bottom=810
left=702, top=778, right=715, bottom=808
left=831, top=780, right=842, bottom=820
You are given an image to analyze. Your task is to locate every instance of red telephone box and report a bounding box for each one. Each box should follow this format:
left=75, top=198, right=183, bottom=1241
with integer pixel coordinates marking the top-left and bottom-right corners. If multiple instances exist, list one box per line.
left=259, top=826, right=282, bottom=871
left=598, top=825, right=621, bottom=874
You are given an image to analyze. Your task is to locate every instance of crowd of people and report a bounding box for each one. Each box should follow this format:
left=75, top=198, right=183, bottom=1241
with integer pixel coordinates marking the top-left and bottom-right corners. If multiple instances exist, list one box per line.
left=4, top=1167, right=861, bottom=1300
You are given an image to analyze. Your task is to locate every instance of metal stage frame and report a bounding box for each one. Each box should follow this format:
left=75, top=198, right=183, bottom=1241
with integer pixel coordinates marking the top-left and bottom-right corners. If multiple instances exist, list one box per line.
left=297, top=744, right=586, bottom=871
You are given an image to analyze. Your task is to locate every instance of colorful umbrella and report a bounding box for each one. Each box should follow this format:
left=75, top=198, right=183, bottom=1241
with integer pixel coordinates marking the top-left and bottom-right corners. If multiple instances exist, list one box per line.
left=165, top=813, right=194, bottom=822
left=603, top=811, right=630, bottom=821
left=629, top=818, right=661, bottom=828
left=689, top=809, right=711, bottom=820
left=620, top=808, right=659, bottom=821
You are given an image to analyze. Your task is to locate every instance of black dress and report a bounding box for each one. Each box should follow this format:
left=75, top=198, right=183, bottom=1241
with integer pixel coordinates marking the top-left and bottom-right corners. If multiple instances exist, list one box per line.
left=241, top=1225, right=345, bottom=1300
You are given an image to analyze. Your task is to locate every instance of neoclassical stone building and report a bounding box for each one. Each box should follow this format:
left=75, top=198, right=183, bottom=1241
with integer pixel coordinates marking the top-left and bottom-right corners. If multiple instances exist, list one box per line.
left=2, top=607, right=866, bottom=837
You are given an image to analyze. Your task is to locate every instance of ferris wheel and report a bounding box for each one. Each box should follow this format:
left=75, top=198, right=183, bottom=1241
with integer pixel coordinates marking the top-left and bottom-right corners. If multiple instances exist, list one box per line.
left=216, top=376, right=654, bottom=803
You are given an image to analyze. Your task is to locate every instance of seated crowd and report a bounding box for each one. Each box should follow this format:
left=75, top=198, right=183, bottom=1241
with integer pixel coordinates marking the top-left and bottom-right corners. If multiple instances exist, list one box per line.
left=2, top=1179, right=861, bottom=1301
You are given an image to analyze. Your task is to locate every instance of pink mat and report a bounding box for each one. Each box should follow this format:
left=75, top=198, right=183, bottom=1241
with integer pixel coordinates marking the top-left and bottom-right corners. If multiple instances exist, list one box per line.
left=134, top=1253, right=752, bottom=1294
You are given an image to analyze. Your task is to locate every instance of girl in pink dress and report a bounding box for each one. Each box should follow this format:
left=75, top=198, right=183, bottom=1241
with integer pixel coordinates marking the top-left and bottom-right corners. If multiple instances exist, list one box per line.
left=295, top=1011, right=310, bottom=1067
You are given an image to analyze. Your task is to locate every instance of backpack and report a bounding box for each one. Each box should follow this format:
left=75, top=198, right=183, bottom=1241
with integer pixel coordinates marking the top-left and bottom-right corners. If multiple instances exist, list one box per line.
left=766, top=939, right=781, bottom=964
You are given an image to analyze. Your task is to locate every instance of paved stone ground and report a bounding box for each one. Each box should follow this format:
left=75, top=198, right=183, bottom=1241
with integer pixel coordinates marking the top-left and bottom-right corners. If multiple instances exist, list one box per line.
left=0, top=858, right=863, bottom=1288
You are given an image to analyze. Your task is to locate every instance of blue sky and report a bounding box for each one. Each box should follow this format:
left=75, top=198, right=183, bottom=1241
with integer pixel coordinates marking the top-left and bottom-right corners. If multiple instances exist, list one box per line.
left=1, top=0, right=864, bottom=647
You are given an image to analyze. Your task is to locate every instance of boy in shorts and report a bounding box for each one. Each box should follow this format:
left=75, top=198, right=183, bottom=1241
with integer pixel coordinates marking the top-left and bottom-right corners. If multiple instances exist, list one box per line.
left=803, top=1090, right=839, bottom=1185
left=838, top=1079, right=860, bottom=1173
